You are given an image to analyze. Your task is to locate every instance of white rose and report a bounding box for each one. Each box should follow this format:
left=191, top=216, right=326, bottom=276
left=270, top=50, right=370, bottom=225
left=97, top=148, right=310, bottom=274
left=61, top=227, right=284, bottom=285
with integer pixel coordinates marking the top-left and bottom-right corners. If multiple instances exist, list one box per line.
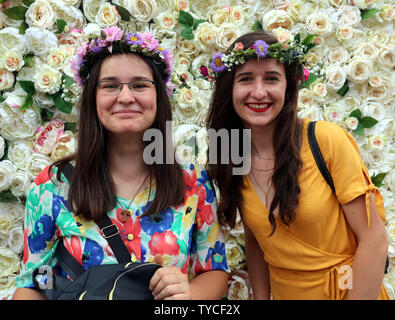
left=326, top=46, right=349, bottom=65
left=190, top=53, right=211, bottom=77
left=25, top=27, right=58, bottom=56
left=174, top=86, right=201, bottom=123
left=363, top=149, right=388, bottom=170
left=83, top=0, right=106, bottom=22
left=362, top=101, right=386, bottom=121
left=225, top=238, right=245, bottom=269
left=298, top=88, right=315, bottom=108
left=377, top=6, right=394, bottom=23
left=311, top=81, right=328, bottom=100
left=8, top=226, right=23, bottom=255
left=0, top=27, right=26, bottom=54
left=95, top=2, right=119, bottom=27
left=306, top=12, right=332, bottom=36
left=172, top=65, right=194, bottom=86
left=195, top=127, right=208, bottom=166
left=0, top=51, right=24, bottom=72
left=347, top=58, right=373, bottom=84
left=0, top=214, right=13, bottom=236
left=297, top=106, right=323, bottom=121
left=215, top=23, right=240, bottom=51
left=177, top=40, right=199, bottom=57
left=0, top=136, right=4, bottom=159
left=271, top=27, right=293, bottom=43
left=367, top=134, right=386, bottom=151
left=229, top=6, right=246, bottom=26
left=367, top=81, right=390, bottom=101
left=194, top=22, right=218, bottom=52
left=175, top=144, right=195, bottom=165
left=0, top=69, right=14, bottom=91
left=262, top=9, right=293, bottom=31
left=25, top=153, right=52, bottom=180
left=209, top=8, right=229, bottom=26
left=0, top=10, right=6, bottom=29
left=130, top=0, right=158, bottom=22
left=189, top=0, right=212, bottom=19
left=338, top=5, right=361, bottom=26
left=82, top=22, right=101, bottom=38
left=0, top=248, right=20, bottom=277
left=155, top=11, right=176, bottom=30
left=325, top=64, right=347, bottom=90
left=47, top=47, right=68, bottom=70
left=10, top=170, right=31, bottom=198
left=34, top=65, right=62, bottom=95
left=227, top=273, right=251, bottom=300
left=323, top=104, right=344, bottom=123
left=384, top=170, right=395, bottom=193
left=328, top=0, right=347, bottom=8
left=0, top=275, right=17, bottom=300
left=355, top=42, right=379, bottom=60
left=0, top=160, right=17, bottom=192
left=0, top=202, right=24, bottom=223
left=344, top=117, right=359, bottom=131
left=25, top=0, right=56, bottom=29
left=51, top=0, right=86, bottom=29
left=343, top=94, right=362, bottom=113
left=174, top=0, right=189, bottom=11
left=351, top=0, right=377, bottom=10
left=272, top=0, right=290, bottom=9
left=304, top=47, right=324, bottom=69
left=50, top=130, right=76, bottom=162
left=8, top=141, right=33, bottom=170
left=287, top=0, right=307, bottom=22
left=378, top=47, right=395, bottom=68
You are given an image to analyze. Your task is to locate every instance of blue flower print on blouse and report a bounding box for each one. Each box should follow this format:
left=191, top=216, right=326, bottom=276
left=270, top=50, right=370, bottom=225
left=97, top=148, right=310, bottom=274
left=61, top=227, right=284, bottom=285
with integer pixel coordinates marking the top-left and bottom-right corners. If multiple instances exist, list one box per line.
left=82, top=239, right=104, bottom=270
left=206, top=241, right=228, bottom=270
left=28, top=215, right=56, bottom=253
left=141, top=207, right=174, bottom=236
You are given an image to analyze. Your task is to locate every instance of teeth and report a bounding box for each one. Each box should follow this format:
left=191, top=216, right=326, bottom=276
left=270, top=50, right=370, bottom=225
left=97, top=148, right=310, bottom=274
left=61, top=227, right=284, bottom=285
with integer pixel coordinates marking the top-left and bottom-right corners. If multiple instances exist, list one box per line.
left=247, top=103, right=270, bottom=109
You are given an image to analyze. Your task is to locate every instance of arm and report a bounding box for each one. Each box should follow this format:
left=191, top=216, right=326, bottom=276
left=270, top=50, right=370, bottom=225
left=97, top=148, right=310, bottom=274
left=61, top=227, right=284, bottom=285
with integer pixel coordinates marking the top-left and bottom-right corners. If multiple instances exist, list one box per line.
left=342, top=192, right=388, bottom=300
left=243, top=221, right=270, bottom=299
left=12, top=288, right=47, bottom=300
left=149, top=255, right=228, bottom=300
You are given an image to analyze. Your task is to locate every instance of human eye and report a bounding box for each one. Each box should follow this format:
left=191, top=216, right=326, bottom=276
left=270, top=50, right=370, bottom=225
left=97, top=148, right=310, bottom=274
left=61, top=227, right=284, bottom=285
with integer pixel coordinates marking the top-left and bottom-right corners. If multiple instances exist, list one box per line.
left=131, top=81, right=153, bottom=91
left=99, top=81, right=120, bottom=91
left=266, top=77, right=279, bottom=82
left=238, top=76, right=253, bottom=83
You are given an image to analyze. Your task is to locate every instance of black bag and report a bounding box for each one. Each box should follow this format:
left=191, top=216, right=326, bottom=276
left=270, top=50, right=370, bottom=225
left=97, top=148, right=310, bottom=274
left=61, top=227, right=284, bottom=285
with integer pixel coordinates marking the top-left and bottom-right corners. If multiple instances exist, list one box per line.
left=32, top=162, right=161, bottom=300
left=308, top=121, right=389, bottom=274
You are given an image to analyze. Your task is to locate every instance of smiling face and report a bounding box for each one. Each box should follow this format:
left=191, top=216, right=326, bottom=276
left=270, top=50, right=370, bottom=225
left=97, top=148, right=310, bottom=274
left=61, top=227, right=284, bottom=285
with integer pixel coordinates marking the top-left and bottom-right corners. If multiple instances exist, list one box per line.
left=232, top=58, right=287, bottom=130
left=96, top=54, right=157, bottom=137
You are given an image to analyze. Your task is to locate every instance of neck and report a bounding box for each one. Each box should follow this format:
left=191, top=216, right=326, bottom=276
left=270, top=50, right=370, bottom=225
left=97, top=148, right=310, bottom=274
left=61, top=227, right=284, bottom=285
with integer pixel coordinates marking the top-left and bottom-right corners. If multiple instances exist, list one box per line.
left=106, top=132, right=148, bottom=181
left=249, top=123, right=276, bottom=159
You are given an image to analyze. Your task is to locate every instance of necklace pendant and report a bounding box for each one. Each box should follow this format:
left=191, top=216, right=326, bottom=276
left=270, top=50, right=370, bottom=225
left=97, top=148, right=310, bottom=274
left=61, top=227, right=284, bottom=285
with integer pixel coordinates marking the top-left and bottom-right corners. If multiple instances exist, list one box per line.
left=120, top=209, right=130, bottom=223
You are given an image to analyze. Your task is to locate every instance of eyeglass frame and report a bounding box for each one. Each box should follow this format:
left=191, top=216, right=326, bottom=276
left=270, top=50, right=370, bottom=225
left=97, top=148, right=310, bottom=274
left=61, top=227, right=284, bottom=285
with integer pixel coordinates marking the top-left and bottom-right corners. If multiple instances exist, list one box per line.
left=96, top=79, right=157, bottom=95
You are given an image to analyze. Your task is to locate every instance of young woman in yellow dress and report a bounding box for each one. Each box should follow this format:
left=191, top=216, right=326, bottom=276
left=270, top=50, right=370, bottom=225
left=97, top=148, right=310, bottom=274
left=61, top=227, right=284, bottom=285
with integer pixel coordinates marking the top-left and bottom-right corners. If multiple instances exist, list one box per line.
left=206, top=30, right=389, bottom=300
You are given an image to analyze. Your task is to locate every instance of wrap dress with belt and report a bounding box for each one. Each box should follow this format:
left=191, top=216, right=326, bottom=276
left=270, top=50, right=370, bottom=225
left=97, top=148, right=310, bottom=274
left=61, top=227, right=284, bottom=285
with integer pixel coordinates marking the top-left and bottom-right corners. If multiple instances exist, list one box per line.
left=241, top=119, right=390, bottom=300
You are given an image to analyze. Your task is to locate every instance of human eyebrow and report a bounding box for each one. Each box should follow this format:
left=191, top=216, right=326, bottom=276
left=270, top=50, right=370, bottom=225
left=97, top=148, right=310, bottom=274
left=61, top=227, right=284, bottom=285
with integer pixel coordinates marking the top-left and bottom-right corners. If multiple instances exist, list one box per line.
left=98, top=76, right=153, bottom=81
left=265, top=71, right=283, bottom=76
left=235, top=72, right=252, bottom=80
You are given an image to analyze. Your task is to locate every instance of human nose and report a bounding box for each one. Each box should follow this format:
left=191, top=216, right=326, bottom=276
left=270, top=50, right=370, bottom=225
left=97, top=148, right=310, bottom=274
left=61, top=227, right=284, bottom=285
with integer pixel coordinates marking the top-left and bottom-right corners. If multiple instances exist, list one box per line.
left=116, top=83, right=136, bottom=104
left=250, top=80, right=267, bottom=100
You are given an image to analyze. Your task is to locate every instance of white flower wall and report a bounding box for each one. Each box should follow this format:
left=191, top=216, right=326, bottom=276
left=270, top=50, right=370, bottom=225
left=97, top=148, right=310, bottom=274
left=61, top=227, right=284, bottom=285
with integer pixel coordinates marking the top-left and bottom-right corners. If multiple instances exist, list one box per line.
left=0, top=0, right=393, bottom=300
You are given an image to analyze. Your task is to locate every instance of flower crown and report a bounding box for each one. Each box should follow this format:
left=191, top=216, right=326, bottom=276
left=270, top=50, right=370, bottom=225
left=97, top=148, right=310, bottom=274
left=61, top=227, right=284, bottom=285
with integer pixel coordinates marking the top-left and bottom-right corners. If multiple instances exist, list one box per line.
left=204, top=34, right=316, bottom=81
left=71, top=26, right=175, bottom=95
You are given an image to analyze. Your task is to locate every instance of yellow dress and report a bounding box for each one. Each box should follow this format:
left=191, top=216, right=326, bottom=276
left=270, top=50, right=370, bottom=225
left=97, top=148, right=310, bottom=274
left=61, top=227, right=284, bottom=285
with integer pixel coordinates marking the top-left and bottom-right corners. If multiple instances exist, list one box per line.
left=241, top=119, right=390, bottom=300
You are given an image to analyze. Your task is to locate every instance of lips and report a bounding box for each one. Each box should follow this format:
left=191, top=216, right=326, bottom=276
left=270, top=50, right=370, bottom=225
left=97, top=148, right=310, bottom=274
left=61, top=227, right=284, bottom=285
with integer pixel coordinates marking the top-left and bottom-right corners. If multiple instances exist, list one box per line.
left=245, top=103, right=272, bottom=113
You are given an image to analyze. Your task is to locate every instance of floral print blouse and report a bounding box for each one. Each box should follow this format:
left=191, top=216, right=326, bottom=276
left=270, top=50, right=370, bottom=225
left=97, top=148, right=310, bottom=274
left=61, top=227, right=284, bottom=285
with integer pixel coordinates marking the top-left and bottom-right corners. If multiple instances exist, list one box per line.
left=16, top=163, right=229, bottom=288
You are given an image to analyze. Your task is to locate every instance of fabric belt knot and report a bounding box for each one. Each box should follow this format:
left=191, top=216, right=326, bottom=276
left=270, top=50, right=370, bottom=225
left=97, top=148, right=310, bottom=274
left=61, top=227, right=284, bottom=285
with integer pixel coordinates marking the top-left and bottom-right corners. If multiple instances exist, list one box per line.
left=324, top=257, right=354, bottom=300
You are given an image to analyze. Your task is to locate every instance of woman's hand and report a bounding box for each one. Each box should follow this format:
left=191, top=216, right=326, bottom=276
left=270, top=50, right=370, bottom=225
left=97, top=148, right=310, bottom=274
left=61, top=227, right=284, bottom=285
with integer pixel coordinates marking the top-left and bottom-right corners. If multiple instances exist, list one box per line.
left=149, top=254, right=192, bottom=300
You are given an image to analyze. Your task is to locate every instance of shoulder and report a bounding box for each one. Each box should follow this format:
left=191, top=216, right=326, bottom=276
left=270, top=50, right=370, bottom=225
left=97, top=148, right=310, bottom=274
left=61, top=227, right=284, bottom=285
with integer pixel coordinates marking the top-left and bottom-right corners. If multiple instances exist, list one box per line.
left=180, top=162, right=214, bottom=189
left=312, top=120, right=360, bottom=154
left=33, top=165, right=56, bottom=186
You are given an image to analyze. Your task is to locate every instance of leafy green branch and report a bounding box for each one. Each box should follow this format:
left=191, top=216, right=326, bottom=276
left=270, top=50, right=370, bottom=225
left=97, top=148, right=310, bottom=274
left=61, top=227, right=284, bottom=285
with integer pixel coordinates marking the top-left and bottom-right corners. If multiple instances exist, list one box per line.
left=178, top=11, right=205, bottom=40
left=348, top=109, right=378, bottom=136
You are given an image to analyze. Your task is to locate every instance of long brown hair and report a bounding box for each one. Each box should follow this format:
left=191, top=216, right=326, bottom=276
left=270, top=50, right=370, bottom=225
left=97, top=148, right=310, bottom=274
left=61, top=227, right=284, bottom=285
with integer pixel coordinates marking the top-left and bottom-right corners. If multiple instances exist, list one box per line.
left=207, top=31, right=303, bottom=235
left=53, top=53, right=185, bottom=224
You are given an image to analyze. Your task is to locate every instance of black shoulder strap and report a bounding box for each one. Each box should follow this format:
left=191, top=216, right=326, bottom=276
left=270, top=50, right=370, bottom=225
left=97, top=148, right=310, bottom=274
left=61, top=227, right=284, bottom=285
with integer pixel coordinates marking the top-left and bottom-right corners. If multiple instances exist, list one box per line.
left=307, top=121, right=336, bottom=193
left=55, top=163, right=131, bottom=278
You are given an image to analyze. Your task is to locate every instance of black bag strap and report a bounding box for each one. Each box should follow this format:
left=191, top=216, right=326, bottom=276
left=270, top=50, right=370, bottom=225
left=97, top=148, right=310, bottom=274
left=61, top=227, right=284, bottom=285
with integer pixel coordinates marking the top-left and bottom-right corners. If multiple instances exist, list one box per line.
left=54, top=162, right=131, bottom=278
left=307, top=121, right=389, bottom=274
left=307, top=121, right=336, bottom=193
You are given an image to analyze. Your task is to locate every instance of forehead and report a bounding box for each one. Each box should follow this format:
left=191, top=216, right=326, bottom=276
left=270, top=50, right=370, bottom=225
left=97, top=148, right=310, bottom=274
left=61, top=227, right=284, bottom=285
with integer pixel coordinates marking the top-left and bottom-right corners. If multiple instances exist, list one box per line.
left=235, top=58, right=285, bottom=75
left=99, top=53, right=153, bottom=79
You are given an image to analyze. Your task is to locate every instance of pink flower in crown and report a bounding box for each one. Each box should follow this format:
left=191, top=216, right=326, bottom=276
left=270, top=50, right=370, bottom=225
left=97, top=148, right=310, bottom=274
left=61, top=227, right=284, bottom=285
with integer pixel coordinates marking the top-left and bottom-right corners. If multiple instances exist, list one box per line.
left=76, top=42, right=88, bottom=57
left=103, top=26, right=123, bottom=42
left=234, top=42, right=244, bottom=51
left=140, top=32, right=159, bottom=51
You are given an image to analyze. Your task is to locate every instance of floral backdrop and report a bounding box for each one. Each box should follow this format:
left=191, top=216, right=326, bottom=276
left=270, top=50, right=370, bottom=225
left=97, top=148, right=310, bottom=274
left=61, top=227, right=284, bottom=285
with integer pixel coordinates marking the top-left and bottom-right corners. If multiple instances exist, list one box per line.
left=0, top=0, right=394, bottom=300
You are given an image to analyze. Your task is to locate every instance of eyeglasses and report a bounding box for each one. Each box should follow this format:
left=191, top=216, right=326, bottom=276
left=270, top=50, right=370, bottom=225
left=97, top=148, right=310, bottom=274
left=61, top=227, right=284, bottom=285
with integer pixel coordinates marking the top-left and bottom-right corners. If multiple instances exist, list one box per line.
left=96, top=79, right=156, bottom=95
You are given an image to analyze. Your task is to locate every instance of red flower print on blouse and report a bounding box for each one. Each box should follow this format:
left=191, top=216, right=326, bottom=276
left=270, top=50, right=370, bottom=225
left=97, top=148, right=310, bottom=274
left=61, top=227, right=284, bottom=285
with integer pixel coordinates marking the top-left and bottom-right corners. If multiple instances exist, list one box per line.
left=64, top=236, right=83, bottom=265
left=111, top=209, right=141, bottom=260
left=23, top=229, right=29, bottom=263
left=149, top=230, right=179, bottom=256
left=196, top=203, right=215, bottom=230
left=34, top=166, right=53, bottom=185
